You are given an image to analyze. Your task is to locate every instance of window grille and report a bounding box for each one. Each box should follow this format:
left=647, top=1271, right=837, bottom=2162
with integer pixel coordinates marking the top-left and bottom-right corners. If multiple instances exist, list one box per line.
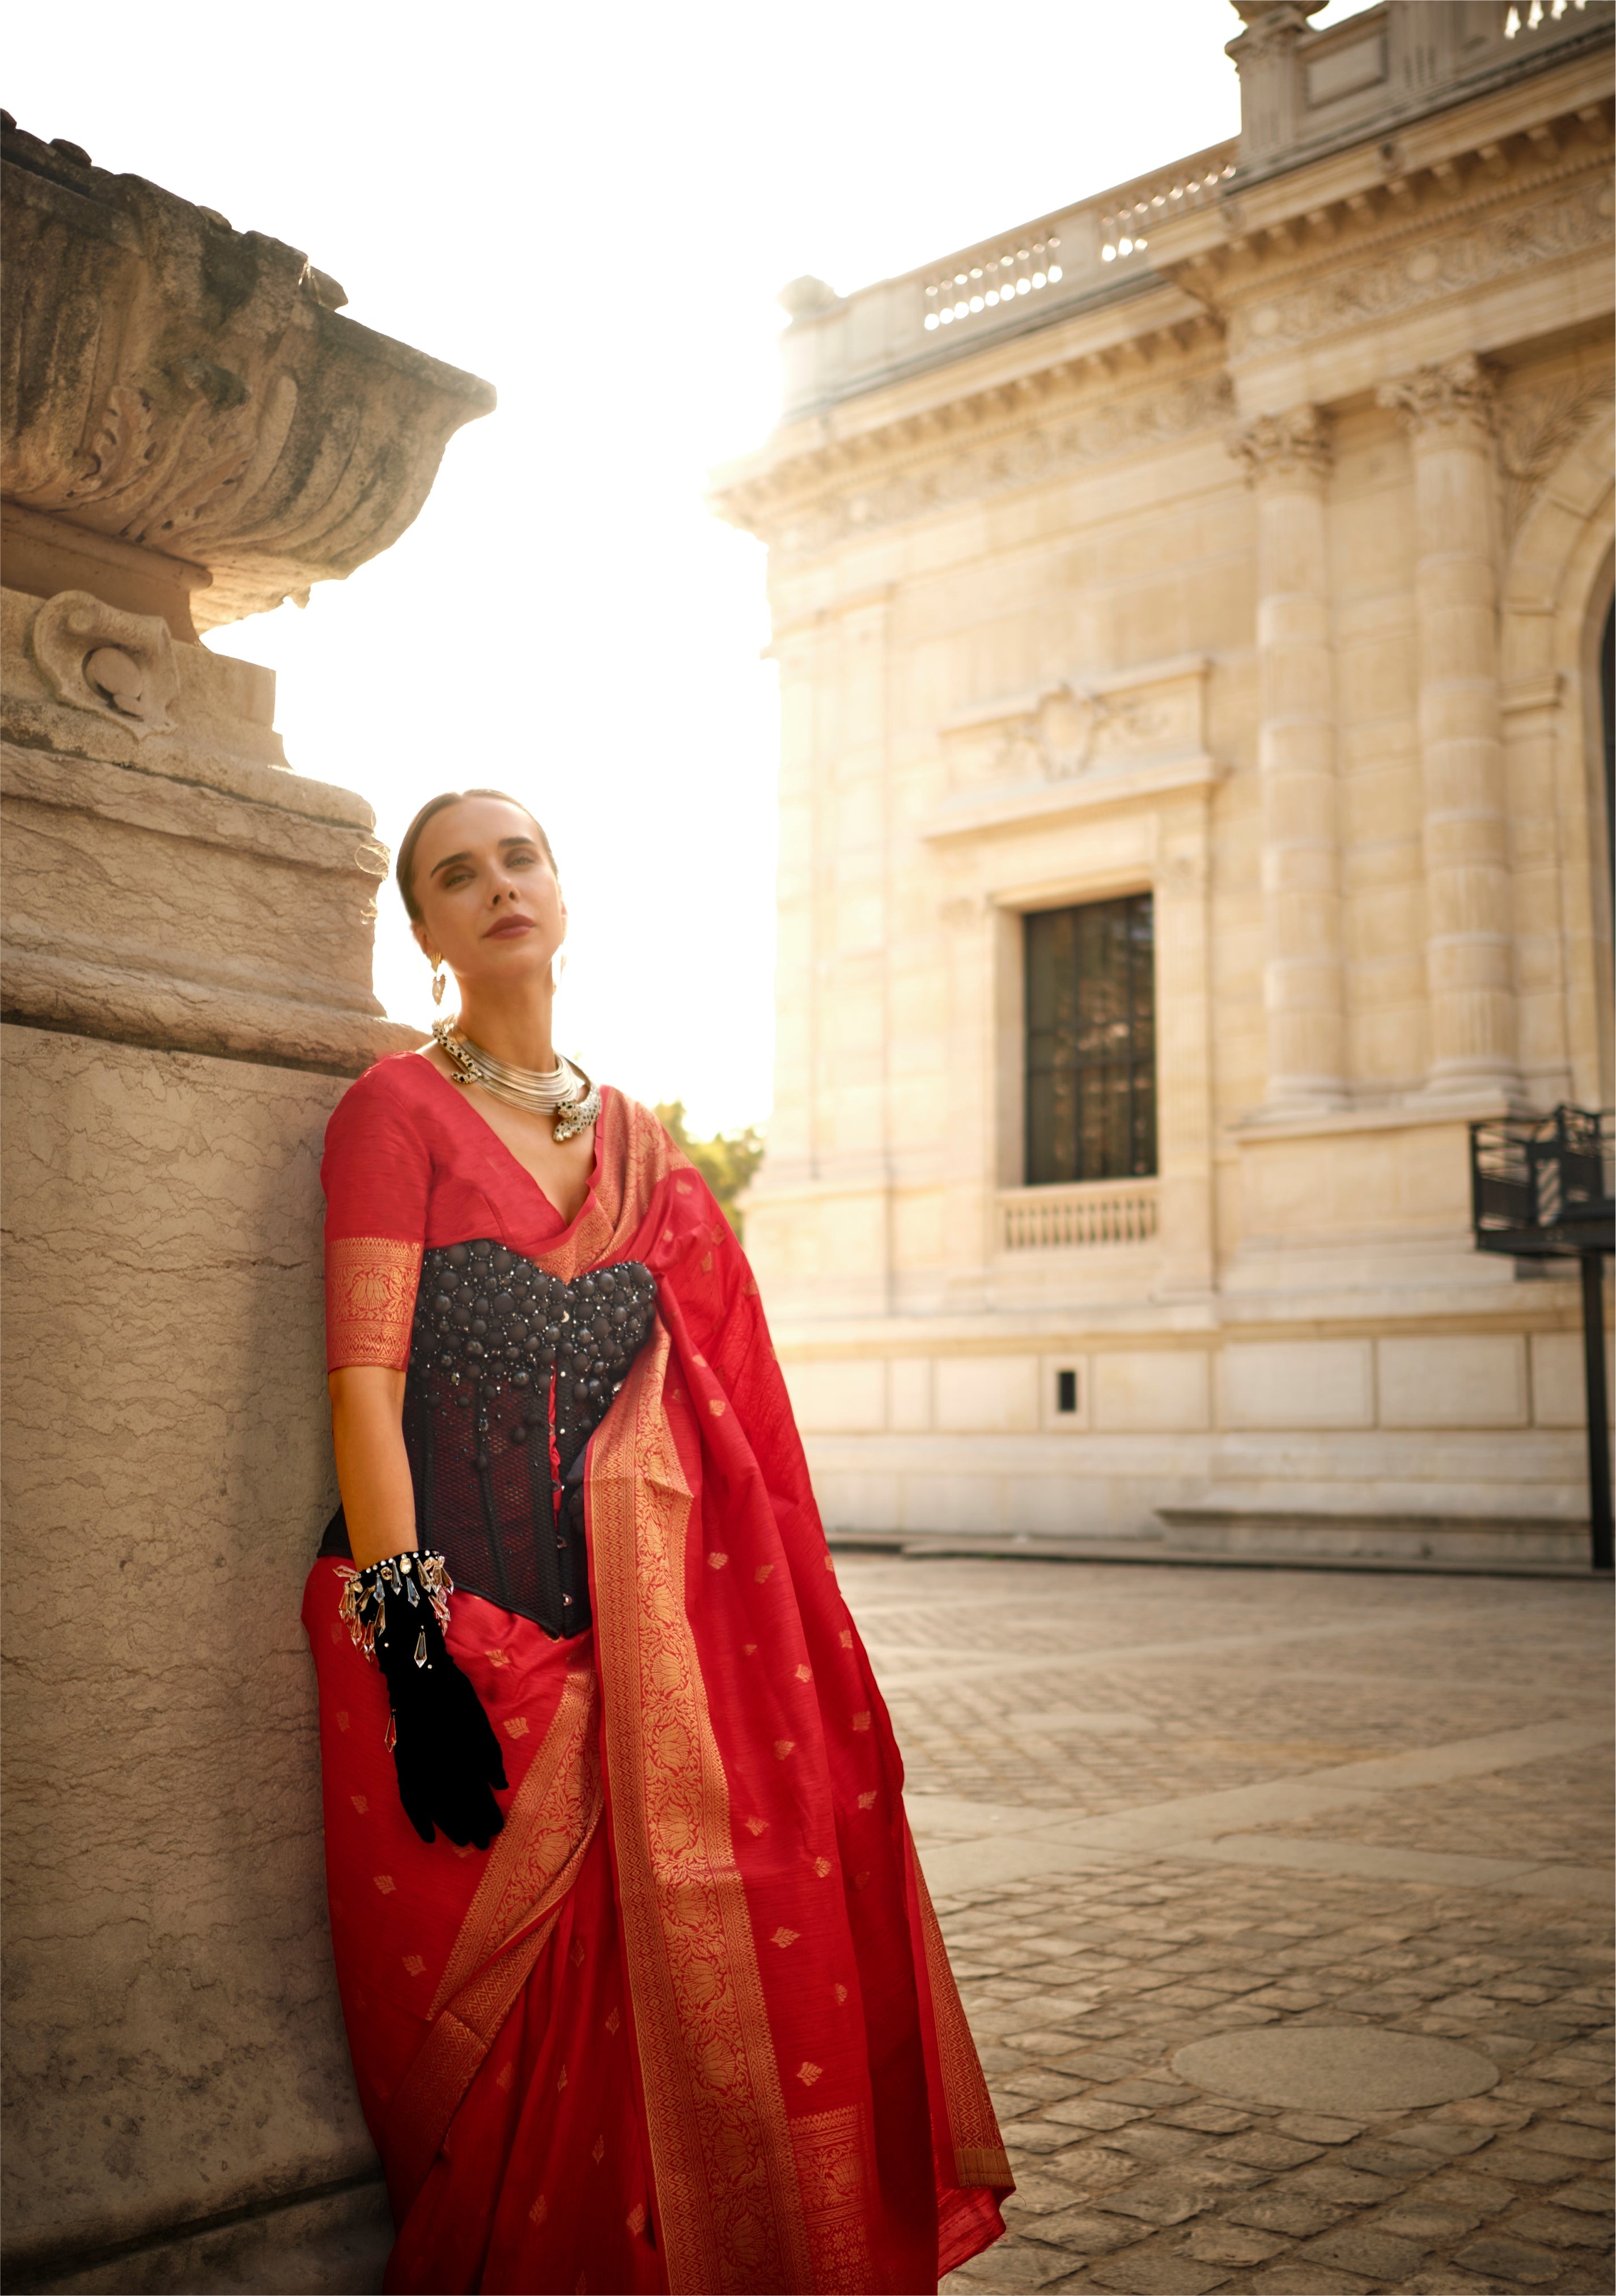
left=1025, top=895, right=1157, bottom=1186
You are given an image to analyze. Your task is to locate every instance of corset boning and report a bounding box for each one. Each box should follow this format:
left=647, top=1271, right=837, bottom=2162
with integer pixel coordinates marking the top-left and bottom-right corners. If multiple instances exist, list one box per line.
left=396, top=1240, right=658, bottom=1637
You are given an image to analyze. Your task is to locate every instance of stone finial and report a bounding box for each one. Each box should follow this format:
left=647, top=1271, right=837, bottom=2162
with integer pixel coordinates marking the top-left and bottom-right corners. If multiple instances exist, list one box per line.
left=1377, top=353, right=1498, bottom=439
left=1226, top=1, right=1326, bottom=53
left=1228, top=404, right=1333, bottom=484
left=1, top=119, right=495, bottom=634
left=778, top=276, right=841, bottom=322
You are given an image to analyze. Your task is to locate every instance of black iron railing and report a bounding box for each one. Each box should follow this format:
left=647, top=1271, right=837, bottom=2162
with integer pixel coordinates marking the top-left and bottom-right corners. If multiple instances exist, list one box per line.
left=1471, top=1107, right=1614, bottom=1572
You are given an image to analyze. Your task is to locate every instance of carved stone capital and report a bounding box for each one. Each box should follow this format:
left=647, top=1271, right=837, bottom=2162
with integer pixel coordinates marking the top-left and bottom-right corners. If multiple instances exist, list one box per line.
left=1228, top=404, right=1332, bottom=485
left=1377, top=353, right=1497, bottom=442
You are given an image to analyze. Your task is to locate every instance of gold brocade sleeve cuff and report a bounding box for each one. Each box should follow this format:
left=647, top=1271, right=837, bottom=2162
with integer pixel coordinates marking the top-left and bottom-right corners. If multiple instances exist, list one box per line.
left=326, top=1236, right=425, bottom=1370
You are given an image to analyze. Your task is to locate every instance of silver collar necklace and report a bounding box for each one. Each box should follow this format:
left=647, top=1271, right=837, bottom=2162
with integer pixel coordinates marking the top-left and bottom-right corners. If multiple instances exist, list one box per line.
left=432, top=1018, right=601, bottom=1142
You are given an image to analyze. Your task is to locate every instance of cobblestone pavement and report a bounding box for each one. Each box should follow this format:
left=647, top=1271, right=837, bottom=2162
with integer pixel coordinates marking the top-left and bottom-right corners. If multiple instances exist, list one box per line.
left=835, top=1556, right=1615, bottom=2296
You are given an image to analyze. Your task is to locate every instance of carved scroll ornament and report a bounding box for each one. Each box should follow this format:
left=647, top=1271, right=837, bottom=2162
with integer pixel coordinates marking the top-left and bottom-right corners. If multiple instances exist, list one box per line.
left=30, top=592, right=180, bottom=736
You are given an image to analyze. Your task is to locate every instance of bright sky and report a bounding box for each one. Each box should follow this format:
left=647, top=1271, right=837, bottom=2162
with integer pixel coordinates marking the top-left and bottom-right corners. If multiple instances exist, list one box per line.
left=9, top=1, right=1372, bottom=1134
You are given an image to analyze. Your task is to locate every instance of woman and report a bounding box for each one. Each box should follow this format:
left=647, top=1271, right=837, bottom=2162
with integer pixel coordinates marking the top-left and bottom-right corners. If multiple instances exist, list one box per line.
left=303, top=788, right=1011, bottom=2294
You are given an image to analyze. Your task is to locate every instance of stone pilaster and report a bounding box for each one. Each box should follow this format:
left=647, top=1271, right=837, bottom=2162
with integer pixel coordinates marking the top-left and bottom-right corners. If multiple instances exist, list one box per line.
left=1377, top=354, right=1520, bottom=1103
left=1231, top=405, right=1346, bottom=1114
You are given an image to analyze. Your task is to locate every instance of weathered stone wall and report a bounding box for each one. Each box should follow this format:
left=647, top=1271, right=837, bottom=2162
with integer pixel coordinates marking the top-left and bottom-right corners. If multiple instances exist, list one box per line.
left=1, top=1031, right=370, bottom=2270
left=1, top=115, right=492, bottom=2294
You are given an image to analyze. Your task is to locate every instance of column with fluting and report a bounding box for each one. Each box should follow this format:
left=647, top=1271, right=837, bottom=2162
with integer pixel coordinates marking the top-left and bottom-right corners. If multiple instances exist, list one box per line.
left=1231, top=405, right=1347, bottom=1113
left=1377, top=354, right=1519, bottom=1101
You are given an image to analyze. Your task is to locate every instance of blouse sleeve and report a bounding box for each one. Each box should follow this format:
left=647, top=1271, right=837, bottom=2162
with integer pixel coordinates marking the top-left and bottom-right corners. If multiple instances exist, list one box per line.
left=321, top=1067, right=430, bottom=1373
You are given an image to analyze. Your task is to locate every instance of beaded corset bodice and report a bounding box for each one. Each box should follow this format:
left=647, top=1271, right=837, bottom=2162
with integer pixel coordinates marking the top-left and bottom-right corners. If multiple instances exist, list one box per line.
left=322, top=1238, right=658, bottom=1637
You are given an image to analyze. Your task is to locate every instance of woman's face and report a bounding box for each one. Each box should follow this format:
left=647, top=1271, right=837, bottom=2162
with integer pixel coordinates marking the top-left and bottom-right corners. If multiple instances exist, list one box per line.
left=410, top=797, right=565, bottom=993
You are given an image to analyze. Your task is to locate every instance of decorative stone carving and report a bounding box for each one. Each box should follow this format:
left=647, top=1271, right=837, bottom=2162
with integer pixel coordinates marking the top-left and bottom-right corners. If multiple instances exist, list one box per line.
left=1230, top=176, right=1613, bottom=355
left=29, top=591, right=179, bottom=735
left=1229, top=404, right=1332, bottom=483
left=757, top=371, right=1233, bottom=560
left=1377, top=351, right=1496, bottom=439
left=1498, top=374, right=1616, bottom=541
left=940, top=657, right=1212, bottom=797
left=2, top=120, right=494, bottom=630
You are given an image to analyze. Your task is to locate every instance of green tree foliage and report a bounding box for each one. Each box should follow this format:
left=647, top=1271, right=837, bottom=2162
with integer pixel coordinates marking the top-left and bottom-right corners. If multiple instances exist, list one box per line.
left=653, top=1102, right=766, bottom=1243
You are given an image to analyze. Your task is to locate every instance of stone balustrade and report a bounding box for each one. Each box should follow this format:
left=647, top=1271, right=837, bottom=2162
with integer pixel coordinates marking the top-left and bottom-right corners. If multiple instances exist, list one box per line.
left=778, top=142, right=1236, bottom=420
left=998, top=1180, right=1161, bottom=1253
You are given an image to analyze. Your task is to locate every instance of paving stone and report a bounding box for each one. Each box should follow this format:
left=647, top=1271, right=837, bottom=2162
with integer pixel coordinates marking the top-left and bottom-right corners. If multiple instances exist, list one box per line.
left=1087, top=2253, right=1231, bottom=2295
left=1046, top=2100, right=1151, bottom=2132
left=1413, top=2168, right=1522, bottom=2213
left=1179, top=2219, right=1293, bottom=2265
left=1275, top=2113, right=1365, bottom=2144
left=1393, top=2120, right=1494, bottom=2156
left=1024, top=2207, right=1144, bottom=2254
left=1545, top=2180, right=1615, bottom=2214
left=1449, top=2233, right=1561, bottom=2283
left=1532, top=2057, right=1613, bottom=2087
left=1090, top=2126, right=1209, bottom=2166
left=1001, top=2069, right=1095, bottom=2103
left=1205, top=2129, right=1323, bottom=2170
left=1398, top=2272, right=1507, bottom=2294
left=1046, top=2145, right=1143, bottom=2194
left=1006, top=2172, right=1116, bottom=2215
left=1301, top=2225, right=1434, bottom=2278
left=1242, top=2265, right=1375, bottom=2294
left=1222, top=2189, right=1351, bottom=2236
left=1368, top=2201, right=1484, bottom=2242
left=1512, top=2118, right=1615, bottom=2159
left=1562, top=2100, right=1616, bottom=2128
left=1095, top=2177, right=1212, bottom=2228
left=1439, top=2094, right=1533, bottom=2126
left=1291, top=2161, right=1407, bottom=2204
left=1004, top=2120, right=1090, bottom=2155
left=1335, top=2137, right=1448, bottom=2178
left=1502, top=2205, right=1615, bottom=2249
left=1170, top=2162, right=1267, bottom=2197
left=847, top=1555, right=1614, bottom=2296
left=1159, top=2105, right=1254, bottom=2135
left=1099, top=2081, right=1201, bottom=2107
left=1064, top=2054, right=1151, bottom=2081
left=949, top=2236, right=1076, bottom=2289
left=1471, top=2144, right=1586, bottom=2185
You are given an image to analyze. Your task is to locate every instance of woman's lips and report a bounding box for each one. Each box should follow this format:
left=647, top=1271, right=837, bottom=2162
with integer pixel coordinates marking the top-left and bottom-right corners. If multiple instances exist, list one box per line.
left=483, top=916, right=533, bottom=940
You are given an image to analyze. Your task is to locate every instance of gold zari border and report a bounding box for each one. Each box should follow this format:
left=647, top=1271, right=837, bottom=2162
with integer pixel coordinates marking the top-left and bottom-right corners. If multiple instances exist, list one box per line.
left=913, top=1851, right=1013, bottom=2192
left=384, top=1660, right=603, bottom=2205
left=589, top=1323, right=814, bottom=2295
left=326, top=1234, right=423, bottom=1370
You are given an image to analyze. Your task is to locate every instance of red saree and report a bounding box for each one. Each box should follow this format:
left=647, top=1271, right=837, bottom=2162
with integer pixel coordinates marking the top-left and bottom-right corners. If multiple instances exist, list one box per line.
left=304, top=1055, right=1010, bottom=2294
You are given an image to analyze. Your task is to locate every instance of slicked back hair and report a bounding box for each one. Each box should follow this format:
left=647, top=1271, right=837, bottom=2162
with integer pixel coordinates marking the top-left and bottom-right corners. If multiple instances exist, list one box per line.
left=396, top=790, right=558, bottom=926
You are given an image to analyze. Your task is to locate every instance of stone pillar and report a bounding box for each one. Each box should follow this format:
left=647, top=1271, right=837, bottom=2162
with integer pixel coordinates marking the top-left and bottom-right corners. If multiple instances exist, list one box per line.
left=1231, top=405, right=1347, bottom=1114
left=1, top=119, right=491, bottom=2291
left=1377, top=354, right=1519, bottom=1102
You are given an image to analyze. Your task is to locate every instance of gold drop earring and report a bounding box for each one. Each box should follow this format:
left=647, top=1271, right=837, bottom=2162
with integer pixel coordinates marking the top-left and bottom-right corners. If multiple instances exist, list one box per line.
left=430, top=954, right=447, bottom=1007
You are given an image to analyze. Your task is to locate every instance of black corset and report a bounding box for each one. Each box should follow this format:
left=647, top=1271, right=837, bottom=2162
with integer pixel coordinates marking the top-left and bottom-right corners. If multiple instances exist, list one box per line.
left=321, top=1240, right=657, bottom=1637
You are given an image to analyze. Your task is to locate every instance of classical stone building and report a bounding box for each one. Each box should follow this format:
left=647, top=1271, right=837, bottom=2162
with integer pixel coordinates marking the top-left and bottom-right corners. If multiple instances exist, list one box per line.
left=1, top=120, right=490, bottom=2289
left=712, top=0, right=1615, bottom=1565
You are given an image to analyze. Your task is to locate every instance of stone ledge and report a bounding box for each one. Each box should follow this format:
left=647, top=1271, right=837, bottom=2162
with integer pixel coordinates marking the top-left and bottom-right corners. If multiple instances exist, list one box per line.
left=6, top=2173, right=390, bottom=2295
left=826, top=1527, right=1602, bottom=1581
left=1, top=964, right=418, bottom=1078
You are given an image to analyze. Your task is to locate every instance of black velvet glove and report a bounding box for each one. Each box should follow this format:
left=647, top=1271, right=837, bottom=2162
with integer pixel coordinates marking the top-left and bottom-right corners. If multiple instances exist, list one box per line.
left=340, top=1551, right=508, bottom=1849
